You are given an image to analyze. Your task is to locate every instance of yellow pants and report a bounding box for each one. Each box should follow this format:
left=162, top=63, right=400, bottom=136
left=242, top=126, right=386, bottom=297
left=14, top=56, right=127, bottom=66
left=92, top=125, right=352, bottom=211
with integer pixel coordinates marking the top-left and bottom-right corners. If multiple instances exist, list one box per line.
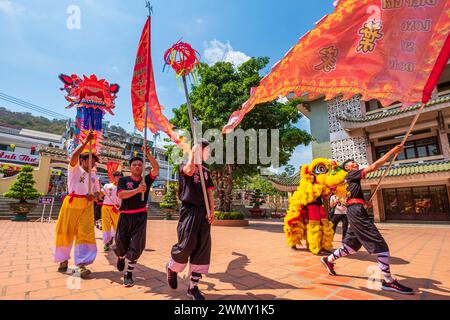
left=54, top=196, right=97, bottom=266
left=101, top=205, right=119, bottom=245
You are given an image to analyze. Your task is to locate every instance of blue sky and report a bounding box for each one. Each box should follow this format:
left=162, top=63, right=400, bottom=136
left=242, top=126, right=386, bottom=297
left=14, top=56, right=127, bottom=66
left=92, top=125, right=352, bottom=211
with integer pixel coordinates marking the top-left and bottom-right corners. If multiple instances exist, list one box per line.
left=0, top=0, right=335, bottom=171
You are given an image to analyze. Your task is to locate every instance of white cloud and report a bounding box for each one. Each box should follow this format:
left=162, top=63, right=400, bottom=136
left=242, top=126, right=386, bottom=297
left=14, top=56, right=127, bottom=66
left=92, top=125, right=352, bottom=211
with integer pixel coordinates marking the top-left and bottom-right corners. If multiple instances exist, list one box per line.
left=0, top=0, right=25, bottom=15
left=203, top=39, right=251, bottom=67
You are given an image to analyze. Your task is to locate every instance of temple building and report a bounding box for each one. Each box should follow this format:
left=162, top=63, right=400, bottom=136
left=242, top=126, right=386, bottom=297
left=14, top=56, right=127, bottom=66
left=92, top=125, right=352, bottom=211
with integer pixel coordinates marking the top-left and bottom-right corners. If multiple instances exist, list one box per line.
left=270, top=63, right=450, bottom=223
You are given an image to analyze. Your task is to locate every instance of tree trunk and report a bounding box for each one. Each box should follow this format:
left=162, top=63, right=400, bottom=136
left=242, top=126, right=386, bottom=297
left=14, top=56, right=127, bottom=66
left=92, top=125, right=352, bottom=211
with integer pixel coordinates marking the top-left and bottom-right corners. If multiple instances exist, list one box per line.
left=223, top=164, right=233, bottom=212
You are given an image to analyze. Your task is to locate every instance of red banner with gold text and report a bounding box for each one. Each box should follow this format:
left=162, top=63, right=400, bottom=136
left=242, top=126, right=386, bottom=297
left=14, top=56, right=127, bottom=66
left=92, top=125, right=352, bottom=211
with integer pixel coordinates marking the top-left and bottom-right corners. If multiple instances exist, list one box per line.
left=131, top=17, right=182, bottom=144
left=223, top=0, right=450, bottom=133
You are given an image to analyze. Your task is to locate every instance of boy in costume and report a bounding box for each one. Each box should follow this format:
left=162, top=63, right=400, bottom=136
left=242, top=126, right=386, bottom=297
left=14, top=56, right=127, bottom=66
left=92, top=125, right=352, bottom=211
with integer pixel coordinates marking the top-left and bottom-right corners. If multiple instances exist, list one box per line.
left=166, top=141, right=216, bottom=301
left=114, top=146, right=159, bottom=287
left=54, top=132, right=100, bottom=278
left=321, top=145, right=413, bottom=295
left=101, top=171, right=123, bottom=252
left=329, top=194, right=348, bottom=241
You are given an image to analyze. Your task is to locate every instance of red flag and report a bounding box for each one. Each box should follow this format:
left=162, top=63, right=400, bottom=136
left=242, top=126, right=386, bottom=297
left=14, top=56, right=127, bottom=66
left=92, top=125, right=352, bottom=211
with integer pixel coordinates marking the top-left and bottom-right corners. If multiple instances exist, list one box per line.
left=223, top=0, right=450, bottom=133
left=131, top=17, right=182, bottom=144
left=107, top=161, right=121, bottom=182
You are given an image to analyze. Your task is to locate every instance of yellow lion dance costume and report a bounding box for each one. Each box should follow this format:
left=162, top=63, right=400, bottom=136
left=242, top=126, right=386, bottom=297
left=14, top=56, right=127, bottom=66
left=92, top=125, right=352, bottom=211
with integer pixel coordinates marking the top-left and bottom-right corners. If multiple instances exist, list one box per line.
left=284, top=158, right=348, bottom=255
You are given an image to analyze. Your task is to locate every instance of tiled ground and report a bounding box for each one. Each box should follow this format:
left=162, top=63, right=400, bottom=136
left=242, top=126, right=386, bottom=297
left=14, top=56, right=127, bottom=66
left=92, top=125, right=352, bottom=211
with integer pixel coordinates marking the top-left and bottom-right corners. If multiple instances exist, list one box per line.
left=0, top=220, right=449, bottom=300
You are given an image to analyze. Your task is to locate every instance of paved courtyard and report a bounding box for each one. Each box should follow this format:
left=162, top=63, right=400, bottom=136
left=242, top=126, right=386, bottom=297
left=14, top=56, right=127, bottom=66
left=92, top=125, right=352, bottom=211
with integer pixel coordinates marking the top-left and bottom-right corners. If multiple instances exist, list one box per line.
left=0, top=220, right=449, bottom=300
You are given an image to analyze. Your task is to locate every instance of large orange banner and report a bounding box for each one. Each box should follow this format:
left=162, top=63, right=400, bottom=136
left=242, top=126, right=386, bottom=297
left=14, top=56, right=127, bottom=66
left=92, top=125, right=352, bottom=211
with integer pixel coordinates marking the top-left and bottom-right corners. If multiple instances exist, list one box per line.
left=223, top=0, right=450, bottom=133
left=131, top=17, right=181, bottom=144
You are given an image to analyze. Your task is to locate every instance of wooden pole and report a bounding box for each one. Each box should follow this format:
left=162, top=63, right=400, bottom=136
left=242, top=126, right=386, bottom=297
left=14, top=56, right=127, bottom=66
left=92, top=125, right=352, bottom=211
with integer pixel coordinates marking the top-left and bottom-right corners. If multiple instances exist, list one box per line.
left=141, top=2, right=152, bottom=201
left=142, top=101, right=148, bottom=201
left=88, top=121, right=93, bottom=205
left=368, top=103, right=426, bottom=202
left=182, top=75, right=211, bottom=219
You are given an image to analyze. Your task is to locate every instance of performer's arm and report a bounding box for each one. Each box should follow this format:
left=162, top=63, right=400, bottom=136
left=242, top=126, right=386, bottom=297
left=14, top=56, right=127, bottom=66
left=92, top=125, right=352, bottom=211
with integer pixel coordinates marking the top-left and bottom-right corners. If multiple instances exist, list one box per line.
left=363, top=145, right=404, bottom=175
left=207, top=188, right=215, bottom=224
left=144, top=145, right=160, bottom=178
left=182, top=144, right=201, bottom=176
left=117, top=185, right=146, bottom=200
left=330, top=195, right=338, bottom=208
left=69, top=132, right=94, bottom=167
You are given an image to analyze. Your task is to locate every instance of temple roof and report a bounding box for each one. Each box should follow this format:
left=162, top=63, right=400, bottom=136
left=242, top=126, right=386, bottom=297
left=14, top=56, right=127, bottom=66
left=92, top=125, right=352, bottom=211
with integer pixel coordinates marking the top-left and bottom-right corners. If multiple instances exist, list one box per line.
left=269, top=159, right=450, bottom=189
left=338, top=94, right=450, bottom=127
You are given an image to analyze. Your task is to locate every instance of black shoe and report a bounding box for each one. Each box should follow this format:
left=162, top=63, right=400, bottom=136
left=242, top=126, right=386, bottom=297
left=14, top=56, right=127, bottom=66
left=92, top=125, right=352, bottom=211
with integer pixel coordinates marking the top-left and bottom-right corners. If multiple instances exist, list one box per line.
left=382, top=280, right=414, bottom=295
left=117, top=257, right=125, bottom=272
left=77, top=265, right=91, bottom=279
left=166, top=263, right=178, bottom=289
left=320, top=249, right=333, bottom=255
left=124, top=272, right=135, bottom=288
left=187, top=286, right=205, bottom=300
left=321, top=257, right=337, bottom=276
left=57, top=260, right=68, bottom=273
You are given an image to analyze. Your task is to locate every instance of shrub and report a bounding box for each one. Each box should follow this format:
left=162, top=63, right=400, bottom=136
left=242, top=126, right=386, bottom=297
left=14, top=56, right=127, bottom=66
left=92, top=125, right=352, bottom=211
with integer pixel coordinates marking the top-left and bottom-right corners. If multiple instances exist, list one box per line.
left=4, top=165, right=40, bottom=203
left=214, top=211, right=245, bottom=220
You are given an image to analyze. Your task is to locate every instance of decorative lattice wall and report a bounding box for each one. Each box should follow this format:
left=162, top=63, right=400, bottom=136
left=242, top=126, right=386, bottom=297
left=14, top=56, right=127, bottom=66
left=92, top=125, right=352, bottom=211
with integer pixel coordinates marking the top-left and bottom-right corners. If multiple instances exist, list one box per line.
left=331, top=137, right=369, bottom=166
left=327, top=95, right=369, bottom=166
left=328, top=95, right=362, bottom=133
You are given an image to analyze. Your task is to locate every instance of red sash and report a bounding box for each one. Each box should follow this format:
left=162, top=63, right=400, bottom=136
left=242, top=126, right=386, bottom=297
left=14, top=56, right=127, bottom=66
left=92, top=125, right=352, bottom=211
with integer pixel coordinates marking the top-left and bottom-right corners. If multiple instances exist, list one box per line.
left=347, top=198, right=365, bottom=206
left=68, top=193, right=88, bottom=204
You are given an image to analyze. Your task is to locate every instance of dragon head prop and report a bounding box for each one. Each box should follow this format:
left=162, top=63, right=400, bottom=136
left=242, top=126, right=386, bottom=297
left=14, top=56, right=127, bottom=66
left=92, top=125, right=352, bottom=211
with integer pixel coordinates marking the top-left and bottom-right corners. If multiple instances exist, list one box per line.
left=59, top=74, right=120, bottom=115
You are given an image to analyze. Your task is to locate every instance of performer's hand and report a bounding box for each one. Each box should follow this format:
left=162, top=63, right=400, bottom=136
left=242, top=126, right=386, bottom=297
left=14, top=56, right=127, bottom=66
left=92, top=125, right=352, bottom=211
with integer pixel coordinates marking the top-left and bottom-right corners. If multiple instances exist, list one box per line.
left=141, top=143, right=150, bottom=155
left=364, top=201, right=373, bottom=209
left=87, top=194, right=95, bottom=202
left=137, top=183, right=147, bottom=193
left=191, top=144, right=203, bottom=164
left=85, top=131, right=95, bottom=144
left=93, top=191, right=101, bottom=200
left=391, top=145, right=404, bottom=155
left=207, top=212, right=215, bottom=225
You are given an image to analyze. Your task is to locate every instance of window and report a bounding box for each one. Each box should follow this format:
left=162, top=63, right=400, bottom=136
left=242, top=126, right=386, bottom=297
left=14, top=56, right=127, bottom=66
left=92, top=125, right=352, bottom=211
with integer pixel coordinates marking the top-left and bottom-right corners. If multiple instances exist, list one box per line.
left=383, top=186, right=450, bottom=221
left=375, top=137, right=441, bottom=160
left=365, top=100, right=401, bottom=112
left=437, top=80, right=450, bottom=93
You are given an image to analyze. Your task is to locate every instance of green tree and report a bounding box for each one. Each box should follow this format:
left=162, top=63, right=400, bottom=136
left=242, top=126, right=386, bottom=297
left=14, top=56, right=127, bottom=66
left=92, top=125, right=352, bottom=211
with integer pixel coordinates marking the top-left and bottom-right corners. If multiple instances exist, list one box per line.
left=160, top=182, right=179, bottom=210
left=170, top=58, right=312, bottom=212
left=4, top=165, right=40, bottom=203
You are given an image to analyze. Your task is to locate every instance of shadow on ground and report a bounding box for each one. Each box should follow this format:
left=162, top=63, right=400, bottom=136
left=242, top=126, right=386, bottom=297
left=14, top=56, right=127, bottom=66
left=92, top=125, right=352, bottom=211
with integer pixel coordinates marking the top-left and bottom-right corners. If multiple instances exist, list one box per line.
left=319, top=273, right=450, bottom=300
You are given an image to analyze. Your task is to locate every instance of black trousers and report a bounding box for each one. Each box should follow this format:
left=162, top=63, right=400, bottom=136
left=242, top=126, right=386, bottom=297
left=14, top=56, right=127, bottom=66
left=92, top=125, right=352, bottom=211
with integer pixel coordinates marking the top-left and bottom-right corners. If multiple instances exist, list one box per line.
left=114, top=212, right=147, bottom=261
left=332, top=214, right=349, bottom=240
left=171, top=203, right=211, bottom=271
left=94, top=203, right=102, bottom=221
left=343, top=204, right=389, bottom=254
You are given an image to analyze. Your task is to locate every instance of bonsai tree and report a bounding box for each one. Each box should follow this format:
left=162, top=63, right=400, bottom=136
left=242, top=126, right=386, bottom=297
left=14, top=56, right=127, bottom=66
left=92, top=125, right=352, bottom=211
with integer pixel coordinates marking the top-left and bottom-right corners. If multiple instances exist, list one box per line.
left=249, top=189, right=266, bottom=209
left=4, top=165, right=40, bottom=203
left=160, top=182, right=178, bottom=220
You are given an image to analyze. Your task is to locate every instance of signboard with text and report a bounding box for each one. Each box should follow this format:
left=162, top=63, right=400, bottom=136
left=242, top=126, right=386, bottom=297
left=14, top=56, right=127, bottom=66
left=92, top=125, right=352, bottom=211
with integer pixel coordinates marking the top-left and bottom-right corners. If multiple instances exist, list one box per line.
left=0, top=150, right=39, bottom=165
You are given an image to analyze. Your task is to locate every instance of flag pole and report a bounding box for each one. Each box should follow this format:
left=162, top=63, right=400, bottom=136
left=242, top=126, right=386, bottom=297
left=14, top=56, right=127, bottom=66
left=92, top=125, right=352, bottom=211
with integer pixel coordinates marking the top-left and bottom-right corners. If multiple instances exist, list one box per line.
left=182, top=75, right=211, bottom=219
left=368, top=103, right=426, bottom=202
left=142, top=1, right=153, bottom=201
left=88, top=120, right=93, bottom=205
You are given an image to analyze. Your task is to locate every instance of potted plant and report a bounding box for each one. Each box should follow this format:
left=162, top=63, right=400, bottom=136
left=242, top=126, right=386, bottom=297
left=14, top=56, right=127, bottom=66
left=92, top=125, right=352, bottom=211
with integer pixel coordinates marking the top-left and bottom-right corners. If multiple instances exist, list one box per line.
left=159, top=182, right=178, bottom=220
left=249, top=189, right=266, bottom=218
left=213, top=211, right=249, bottom=227
left=3, top=165, right=41, bottom=221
